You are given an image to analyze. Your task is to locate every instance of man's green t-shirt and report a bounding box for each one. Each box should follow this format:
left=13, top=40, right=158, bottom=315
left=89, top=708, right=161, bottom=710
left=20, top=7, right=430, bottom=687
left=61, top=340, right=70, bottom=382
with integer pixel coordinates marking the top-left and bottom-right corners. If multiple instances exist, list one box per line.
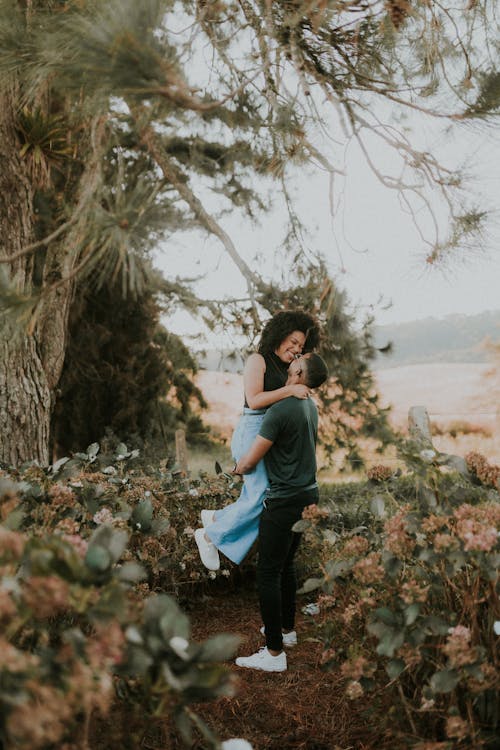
left=258, top=396, right=318, bottom=499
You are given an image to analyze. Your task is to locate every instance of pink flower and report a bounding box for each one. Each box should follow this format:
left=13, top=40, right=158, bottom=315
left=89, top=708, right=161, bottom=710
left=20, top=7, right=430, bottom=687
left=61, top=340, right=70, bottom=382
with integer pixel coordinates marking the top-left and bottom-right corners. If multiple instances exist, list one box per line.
left=0, top=589, right=16, bottom=621
left=462, top=526, right=497, bottom=552
left=443, top=625, right=477, bottom=668
left=302, top=504, right=329, bottom=520
left=400, top=579, right=429, bottom=604
left=62, top=534, right=88, bottom=558
left=445, top=716, right=469, bottom=740
left=433, top=533, right=458, bottom=552
left=93, top=508, right=114, bottom=525
left=384, top=507, right=415, bottom=557
left=0, top=527, right=25, bottom=559
left=22, top=576, right=70, bottom=619
left=48, top=483, right=75, bottom=507
left=341, top=655, right=375, bottom=680
left=345, top=680, right=364, bottom=699
left=342, top=536, right=369, bottom=557
left=352, top=553, right=384, bottom=584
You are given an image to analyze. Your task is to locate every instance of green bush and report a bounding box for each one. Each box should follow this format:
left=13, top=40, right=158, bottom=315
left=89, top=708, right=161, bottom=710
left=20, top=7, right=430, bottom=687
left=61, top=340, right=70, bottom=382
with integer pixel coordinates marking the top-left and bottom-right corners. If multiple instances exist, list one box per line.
left=300, top=444, right=500, bottom=749
left=0, top=448, right=243, bottom=750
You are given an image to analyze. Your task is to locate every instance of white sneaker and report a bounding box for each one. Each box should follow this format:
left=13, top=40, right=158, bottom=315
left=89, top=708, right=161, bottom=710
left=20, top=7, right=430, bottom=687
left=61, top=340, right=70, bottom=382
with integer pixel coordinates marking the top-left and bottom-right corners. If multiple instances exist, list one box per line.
left=201, top=509, right=216, bottom=527
left=235, top=647, right=287, bottom=672
left=260, top=626, right=297, bottom=647
left=194, top=528, right=220, bottom=571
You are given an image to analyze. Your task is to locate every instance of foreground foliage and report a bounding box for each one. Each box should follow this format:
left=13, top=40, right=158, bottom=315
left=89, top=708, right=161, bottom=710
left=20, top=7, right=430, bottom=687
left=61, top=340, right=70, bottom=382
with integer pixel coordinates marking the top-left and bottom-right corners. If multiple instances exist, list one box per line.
left=1, top=440, right=499, bottom=748
left=0, top=447, right=242, bottom=749
left=304, top=446, right=500, bottom=749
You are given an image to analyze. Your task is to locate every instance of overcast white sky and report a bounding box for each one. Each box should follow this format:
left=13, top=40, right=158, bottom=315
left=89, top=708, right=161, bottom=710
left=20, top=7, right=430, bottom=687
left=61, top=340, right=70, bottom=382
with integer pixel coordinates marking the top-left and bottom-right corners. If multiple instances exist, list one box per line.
left=155, top=111, right=499, bottom=348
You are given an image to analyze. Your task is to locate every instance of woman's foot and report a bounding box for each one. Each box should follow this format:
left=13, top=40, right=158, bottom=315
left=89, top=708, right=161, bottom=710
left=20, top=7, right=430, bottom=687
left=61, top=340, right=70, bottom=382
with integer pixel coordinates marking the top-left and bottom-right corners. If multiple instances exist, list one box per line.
left=194, top=528, right=220, bottom=570
left=200, top=509, right=216, bottom=527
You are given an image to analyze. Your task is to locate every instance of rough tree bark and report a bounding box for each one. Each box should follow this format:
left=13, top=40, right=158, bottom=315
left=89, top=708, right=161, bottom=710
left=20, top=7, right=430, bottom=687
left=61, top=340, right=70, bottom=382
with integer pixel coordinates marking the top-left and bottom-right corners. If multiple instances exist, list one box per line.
left=0, top=92, right=55, bottom=466
left=0, top=93, right=82, bottom=467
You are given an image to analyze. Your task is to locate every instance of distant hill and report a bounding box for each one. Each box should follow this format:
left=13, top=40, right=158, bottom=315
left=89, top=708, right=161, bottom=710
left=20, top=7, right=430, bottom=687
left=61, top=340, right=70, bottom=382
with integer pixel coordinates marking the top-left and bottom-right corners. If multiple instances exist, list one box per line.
left=196, top=309, right=500, bottom=372
left=373, top=310, right=500, bottom=368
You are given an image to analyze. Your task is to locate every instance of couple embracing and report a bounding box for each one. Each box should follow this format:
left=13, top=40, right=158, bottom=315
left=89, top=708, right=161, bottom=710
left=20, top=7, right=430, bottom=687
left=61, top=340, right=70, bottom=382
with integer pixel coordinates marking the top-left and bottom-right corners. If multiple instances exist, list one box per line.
left=195, top=311, right=329, bottom=672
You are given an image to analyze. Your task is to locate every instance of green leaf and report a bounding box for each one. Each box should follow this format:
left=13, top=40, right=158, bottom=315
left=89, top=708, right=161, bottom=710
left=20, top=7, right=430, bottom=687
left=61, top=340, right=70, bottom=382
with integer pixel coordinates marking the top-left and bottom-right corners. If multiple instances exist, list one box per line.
left=366, top=620, right=387, bottom=639
left=59, top=458, right=86, bottom=478
left=374, top=607, right=398, bottom=626
left=117, top=562, right=147, bottom=582
left=87, top=525, right=128, bottom=565
left=386, top=659, right=405, bottom=680
left=423, top=615, right=450, bottom=636
left=381, top=551, right=403, bottom=577
left=175, top=708, right=193, bottom=745
left=322, top=529, right=339, bottom=545
left=144, top=594, right=190, bottom=642
left=404, top=603, right=421, bottom=626
left=417, top=547, right=438, bottom=565
left=150, top=517, right=170, bottom=536
left=463, top=663, right=485, bottom=681
left=86, top=442, right=100, bottom=460
left=439, top=453, right=469, bottom=476
left=124, top=646, right=154, bottom=676
left=3, top=508, right=25, bottom=531
left=85, top=545, right=111, bottom=572
left=376, top=629, right=405, bottom=657
left=429, top=669, right=460, bottom=693
left=325, top=559, right=353, bottom=579
left=197, top=634, right=241, bottom=661
left=50, top=456, right=70, bottom=473
left=370, top=495, right=386, bottom=517
left=131, top=498, right=154, bottom=532
left=159, top=607, right=189, bottom=643
left=292, top=519, right=311, bottom=532
left=297, top=577, right=323, bottom=594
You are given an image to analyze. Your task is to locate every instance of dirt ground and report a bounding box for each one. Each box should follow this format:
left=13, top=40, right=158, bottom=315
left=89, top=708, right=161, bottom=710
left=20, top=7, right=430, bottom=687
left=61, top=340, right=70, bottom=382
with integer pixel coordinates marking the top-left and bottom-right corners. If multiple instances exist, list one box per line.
left=164, top=588, right=393, bottom=750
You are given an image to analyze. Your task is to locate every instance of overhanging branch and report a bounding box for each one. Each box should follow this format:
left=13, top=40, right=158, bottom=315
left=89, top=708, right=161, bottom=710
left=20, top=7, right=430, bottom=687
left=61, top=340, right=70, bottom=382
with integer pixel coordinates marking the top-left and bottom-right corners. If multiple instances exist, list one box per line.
left=141, top=125, right=261, bottom=319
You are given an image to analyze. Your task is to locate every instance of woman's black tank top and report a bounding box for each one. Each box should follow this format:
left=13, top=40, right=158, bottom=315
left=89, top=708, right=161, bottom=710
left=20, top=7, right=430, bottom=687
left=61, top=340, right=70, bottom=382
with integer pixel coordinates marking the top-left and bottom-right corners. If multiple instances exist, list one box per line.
left=243, top=352, right=288, bottom=408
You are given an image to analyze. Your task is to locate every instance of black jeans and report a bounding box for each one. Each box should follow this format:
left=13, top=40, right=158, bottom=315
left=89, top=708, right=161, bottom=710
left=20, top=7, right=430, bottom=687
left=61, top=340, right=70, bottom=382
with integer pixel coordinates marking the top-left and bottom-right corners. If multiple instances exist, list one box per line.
left=257, top=490, right=318, bottom=652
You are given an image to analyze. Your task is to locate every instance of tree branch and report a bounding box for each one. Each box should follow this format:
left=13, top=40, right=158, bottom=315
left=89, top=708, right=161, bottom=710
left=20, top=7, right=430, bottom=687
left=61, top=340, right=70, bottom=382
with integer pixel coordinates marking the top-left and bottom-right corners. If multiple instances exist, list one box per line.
left=140, top=124, right=261, bottom=318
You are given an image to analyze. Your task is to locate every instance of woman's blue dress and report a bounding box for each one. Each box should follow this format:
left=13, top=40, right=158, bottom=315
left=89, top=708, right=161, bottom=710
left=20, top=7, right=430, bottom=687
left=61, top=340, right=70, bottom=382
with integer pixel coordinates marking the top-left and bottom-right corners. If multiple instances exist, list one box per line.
left=205, top=353, right=288, bottom=564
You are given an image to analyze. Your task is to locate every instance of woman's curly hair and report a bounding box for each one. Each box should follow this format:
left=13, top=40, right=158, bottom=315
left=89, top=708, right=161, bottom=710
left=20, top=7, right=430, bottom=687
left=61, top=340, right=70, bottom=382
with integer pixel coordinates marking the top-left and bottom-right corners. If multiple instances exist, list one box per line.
left=257, top=311, right=320, bottom=355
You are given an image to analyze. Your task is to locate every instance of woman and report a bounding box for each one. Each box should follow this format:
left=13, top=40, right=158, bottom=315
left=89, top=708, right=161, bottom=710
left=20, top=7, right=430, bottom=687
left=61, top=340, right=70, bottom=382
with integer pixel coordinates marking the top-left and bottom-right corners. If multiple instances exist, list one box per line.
left=194, top=310, right=320, bottom=570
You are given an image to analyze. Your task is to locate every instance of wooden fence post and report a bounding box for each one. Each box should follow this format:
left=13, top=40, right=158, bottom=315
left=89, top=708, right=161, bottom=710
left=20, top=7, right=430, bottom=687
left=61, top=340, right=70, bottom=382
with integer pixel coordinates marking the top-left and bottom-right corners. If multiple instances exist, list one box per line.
left=175, top=429, right=189, bottom=476
left=408, top=405, right=469, bottom=476
left=408, top=405, right=434, bottom=448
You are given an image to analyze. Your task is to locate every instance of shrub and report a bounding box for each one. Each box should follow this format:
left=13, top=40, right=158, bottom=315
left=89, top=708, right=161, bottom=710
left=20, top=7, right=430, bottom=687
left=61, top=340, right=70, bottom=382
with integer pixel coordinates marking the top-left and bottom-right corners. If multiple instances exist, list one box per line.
left=0, top=447, right=244, bottom=750
left=299, top=443, right=500, bottom=749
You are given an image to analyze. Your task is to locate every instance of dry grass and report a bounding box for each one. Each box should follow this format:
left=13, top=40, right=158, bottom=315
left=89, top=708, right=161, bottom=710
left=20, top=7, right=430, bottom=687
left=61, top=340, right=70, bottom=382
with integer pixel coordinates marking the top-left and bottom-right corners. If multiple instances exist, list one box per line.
left=195, top=364, right=500, bottom=480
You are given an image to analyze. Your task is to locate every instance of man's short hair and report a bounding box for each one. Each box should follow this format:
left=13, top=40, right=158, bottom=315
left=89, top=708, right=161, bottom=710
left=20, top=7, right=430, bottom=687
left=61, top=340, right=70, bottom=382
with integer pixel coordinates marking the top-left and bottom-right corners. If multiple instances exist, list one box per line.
left=303, top=353, right=329, bottom=388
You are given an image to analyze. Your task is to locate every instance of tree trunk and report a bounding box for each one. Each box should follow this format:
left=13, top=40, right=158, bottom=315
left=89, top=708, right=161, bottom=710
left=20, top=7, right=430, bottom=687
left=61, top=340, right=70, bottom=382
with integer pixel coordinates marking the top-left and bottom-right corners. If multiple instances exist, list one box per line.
left=0, top=327, right=52, bottom=466
left=0, top=92, right=66, bottom=467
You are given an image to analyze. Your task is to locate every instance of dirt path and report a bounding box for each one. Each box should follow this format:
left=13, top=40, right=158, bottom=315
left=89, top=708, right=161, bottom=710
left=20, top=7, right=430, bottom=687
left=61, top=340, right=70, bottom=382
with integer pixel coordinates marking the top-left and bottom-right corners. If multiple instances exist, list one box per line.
left=180, top=589, right=386, bottom=750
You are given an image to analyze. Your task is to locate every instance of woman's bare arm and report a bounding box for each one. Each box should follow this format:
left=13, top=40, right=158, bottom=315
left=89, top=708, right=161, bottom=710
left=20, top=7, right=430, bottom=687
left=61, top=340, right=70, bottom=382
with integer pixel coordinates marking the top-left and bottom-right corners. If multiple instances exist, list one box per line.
left=244, top=353, right=309, bottom=410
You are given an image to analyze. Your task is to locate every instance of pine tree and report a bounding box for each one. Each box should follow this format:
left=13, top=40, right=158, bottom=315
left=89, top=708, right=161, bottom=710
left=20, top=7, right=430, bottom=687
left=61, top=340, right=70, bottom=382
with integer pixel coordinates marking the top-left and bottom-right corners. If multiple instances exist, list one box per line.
left=51, top=277, right=207, bottom=458
left=0, top=0, right=498, bottom=465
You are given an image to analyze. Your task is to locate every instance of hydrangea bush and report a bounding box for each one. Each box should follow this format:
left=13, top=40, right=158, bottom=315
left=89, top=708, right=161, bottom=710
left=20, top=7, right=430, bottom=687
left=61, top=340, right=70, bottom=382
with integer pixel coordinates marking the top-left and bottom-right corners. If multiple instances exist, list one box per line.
left=2, top=443, right=244, bottom=594
left=300, top=443, right=500, bottom=749
left=0, top=444, right=243, bottom=749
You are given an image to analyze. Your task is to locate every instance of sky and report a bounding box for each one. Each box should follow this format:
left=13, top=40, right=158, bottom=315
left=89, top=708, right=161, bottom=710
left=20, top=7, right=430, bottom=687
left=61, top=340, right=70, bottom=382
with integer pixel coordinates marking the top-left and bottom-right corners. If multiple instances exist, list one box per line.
left=154, top=106, right=500, bottom=350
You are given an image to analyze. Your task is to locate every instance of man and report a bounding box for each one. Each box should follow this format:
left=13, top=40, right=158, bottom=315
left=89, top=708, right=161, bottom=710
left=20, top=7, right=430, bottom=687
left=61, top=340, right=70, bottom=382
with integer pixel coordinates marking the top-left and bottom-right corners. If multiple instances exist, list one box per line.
left=232, top=352, right=329, bottom=672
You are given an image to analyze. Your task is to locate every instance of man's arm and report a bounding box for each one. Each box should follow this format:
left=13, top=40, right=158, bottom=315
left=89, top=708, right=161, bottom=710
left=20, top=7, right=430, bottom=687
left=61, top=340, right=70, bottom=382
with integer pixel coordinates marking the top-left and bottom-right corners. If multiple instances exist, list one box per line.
left=232, top=435, right=274, bottom=475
